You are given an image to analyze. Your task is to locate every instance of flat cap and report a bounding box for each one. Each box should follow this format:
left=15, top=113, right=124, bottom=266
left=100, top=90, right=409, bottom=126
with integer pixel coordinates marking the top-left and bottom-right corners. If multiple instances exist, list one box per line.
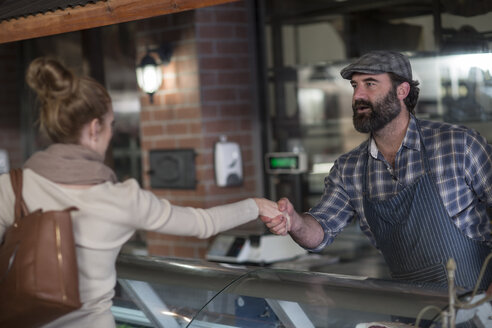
left=340, top=51, right=412, bottom=80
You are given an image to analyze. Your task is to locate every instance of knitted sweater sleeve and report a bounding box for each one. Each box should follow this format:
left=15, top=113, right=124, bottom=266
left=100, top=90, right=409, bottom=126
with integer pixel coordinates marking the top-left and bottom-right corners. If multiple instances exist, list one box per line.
left=131, top=185, right=259, bottom=238
left=0, top=173, right=15, bottom=241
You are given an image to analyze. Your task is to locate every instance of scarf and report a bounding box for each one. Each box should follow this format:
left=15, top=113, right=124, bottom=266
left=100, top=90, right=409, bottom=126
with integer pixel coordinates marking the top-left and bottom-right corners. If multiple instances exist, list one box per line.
left=24, top=143, right=117, bottom=185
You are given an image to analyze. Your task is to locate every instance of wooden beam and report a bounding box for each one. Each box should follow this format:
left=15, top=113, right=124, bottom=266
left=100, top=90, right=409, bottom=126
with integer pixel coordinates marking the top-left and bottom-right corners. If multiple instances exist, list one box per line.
left=0, top=0, right=239, bottom=44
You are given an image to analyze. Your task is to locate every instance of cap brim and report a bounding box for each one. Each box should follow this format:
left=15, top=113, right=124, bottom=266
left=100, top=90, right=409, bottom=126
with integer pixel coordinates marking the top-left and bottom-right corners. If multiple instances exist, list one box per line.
left=340, top=67, right=387, bottom=80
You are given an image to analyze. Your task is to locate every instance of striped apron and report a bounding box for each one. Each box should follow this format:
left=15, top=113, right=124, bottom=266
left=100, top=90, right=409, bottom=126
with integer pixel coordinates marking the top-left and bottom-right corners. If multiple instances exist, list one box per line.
left=362, top=121, right=492, bottom=291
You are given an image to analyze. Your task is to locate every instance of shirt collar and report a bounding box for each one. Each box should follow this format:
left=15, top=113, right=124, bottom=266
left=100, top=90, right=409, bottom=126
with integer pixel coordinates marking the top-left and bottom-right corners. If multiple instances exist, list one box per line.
left=368, top=114, right=421, bottom=159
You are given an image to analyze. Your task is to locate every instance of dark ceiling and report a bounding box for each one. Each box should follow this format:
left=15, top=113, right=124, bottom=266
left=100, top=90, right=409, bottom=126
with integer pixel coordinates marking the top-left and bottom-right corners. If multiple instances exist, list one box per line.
left=3, top=0, right=491, bottom=23
left=0, top=0, right=101, bottom=22
left=265, top=0, right=492, bottom=23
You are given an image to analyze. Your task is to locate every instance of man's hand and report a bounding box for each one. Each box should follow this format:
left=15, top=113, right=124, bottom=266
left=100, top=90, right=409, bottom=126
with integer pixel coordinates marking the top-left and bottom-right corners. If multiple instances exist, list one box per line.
left=253, top=197, right=288, bottom=235
left=260, top=197, right=324, bottom=249
left=260, top=212, right=289, bottom=236
left=259, top=197, right=295, bottom=236
left=277, top=197, right=295, bottom=231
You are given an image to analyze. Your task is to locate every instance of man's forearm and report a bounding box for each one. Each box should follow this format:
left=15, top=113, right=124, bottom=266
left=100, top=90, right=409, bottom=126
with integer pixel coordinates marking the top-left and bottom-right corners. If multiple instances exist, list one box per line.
left=289, top=213, right=324, bottom=249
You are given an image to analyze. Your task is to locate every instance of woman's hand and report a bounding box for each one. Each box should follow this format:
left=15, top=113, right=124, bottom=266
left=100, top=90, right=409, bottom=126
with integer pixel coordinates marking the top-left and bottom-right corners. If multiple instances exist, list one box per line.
left=256, top=197, right=290, bottom=236
left=253, top=198, right=282, bottom=218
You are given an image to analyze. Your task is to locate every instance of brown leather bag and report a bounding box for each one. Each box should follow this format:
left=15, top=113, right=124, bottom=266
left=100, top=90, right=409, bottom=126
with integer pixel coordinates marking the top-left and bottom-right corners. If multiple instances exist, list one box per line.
left=0, top=169, right=82, bottom=327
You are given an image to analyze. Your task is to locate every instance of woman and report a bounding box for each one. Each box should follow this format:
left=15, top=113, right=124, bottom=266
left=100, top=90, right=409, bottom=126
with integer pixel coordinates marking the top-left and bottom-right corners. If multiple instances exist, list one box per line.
left=0, top=57, right=281, bottom=327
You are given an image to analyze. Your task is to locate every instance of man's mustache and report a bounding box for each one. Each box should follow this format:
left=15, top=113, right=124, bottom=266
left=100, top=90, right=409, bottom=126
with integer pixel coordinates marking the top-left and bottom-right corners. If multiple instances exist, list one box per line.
left=353, top=99, right=373, bottom=111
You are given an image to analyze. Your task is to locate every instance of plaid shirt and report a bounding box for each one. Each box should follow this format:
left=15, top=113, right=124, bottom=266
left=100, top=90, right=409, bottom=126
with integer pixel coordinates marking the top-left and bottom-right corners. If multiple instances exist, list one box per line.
left=308, top=116, right=492, bottom=251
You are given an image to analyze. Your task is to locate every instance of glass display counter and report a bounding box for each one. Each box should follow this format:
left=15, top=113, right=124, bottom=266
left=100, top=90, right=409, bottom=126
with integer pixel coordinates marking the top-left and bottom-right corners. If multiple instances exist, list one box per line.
left=113, top=253, right=451, bottom=328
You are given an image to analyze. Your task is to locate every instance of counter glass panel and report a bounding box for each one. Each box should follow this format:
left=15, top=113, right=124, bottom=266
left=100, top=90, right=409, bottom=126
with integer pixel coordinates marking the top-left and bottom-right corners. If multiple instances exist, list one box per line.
left=113, top=254, right=451, bottom=328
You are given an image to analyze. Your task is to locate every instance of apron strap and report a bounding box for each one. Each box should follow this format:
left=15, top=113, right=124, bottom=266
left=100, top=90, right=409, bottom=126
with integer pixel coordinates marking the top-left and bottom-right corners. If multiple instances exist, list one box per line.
left=363, top=116, right=432, bottom=198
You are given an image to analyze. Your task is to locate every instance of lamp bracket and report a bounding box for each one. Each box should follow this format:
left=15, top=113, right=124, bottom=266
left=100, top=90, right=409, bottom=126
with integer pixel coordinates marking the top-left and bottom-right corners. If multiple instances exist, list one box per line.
left=145, top=43, right=172, bottom=65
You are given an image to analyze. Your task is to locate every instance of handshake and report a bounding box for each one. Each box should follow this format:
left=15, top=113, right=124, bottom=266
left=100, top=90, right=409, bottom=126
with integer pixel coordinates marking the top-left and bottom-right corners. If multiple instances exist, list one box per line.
left=254, top=197, right=295, bottom=236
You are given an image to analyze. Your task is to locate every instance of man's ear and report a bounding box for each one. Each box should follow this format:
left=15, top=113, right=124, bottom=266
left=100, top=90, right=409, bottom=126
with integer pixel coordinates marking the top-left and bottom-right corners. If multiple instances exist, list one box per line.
left=397, top=82, right=410, bottom=100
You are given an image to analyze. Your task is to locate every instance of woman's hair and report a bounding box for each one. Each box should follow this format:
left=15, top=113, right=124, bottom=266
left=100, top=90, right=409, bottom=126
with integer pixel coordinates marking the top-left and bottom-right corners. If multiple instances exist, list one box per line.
left=26, top=57, right=111, bottom=144
left=388, top=72, right=420, bottom=115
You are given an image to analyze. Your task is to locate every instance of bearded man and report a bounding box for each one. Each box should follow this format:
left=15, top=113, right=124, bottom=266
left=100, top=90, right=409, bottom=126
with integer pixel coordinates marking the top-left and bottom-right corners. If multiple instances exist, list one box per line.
left=261, top=51, right=492, bottom=297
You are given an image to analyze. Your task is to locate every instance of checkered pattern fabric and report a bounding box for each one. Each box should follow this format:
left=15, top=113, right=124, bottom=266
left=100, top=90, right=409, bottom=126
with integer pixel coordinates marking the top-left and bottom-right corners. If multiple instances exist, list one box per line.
left=308, top=116, right=492, bottom=252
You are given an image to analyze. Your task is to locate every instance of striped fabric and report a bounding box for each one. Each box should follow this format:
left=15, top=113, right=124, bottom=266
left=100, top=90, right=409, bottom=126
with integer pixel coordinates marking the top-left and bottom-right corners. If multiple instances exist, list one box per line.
left=308, top=115, right=492, bottom=252
left=364, top=168, right=492, bottom=289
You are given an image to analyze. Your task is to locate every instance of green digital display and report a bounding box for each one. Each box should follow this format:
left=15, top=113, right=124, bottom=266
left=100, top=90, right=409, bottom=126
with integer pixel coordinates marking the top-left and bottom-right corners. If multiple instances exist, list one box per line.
left=269, top=157, right=298, bottom=169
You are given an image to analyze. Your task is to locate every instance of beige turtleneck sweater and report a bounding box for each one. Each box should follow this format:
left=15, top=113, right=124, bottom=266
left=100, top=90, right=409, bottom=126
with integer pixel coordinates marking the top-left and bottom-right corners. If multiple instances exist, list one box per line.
left=0, top=169, right=259, bottom=327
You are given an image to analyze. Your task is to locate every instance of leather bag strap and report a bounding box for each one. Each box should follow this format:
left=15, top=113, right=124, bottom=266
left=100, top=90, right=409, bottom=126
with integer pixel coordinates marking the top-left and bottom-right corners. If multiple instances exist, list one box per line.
left=9, top=168, right=28, bottom=220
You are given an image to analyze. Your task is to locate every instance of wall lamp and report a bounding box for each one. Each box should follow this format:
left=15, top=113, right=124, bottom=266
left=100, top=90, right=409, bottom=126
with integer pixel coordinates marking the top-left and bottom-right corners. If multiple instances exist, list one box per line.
left=136, top=44, right=172, bottom=103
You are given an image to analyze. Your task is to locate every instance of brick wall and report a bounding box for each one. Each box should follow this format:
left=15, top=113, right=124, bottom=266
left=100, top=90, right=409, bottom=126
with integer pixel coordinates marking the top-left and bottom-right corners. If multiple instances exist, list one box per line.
left=0, top=42, right=22, bottom=169
left=137, top=0, right=262, bottom=258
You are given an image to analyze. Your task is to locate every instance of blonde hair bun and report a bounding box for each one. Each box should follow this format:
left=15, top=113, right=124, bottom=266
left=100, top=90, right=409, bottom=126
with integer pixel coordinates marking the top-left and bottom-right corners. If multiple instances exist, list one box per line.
left=26, top=57, right=77, bottom=102
left=25, top=57, right=110, bottom=144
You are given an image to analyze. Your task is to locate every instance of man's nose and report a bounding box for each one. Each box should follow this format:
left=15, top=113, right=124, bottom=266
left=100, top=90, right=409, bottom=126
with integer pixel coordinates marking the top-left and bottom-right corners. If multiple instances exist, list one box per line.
left=353, top=86, right=367, bottom=100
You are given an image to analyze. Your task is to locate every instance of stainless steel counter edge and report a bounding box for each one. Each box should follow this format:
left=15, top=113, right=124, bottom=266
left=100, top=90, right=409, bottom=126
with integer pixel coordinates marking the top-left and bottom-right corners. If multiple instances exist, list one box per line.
left=116, top=253, right=450, bottom=318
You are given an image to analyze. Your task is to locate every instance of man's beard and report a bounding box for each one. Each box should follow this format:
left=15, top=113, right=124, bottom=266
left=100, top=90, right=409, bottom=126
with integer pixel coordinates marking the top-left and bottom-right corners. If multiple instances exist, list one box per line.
left=352, top=88, right=401, bottom=133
